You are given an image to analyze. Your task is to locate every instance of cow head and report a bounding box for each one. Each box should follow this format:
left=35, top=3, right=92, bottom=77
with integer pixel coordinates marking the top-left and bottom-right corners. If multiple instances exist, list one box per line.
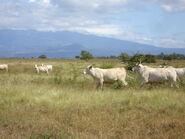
left=34, top=65, right=38, bottom=69
left=84, top=65, right=93, bottom=74
left=132, top=63, right=144, bottom=72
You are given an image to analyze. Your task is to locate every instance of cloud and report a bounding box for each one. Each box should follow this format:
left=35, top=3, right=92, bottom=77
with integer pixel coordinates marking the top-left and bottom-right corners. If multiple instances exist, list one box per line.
left=153, top=38, right=185, bottom=48
left=0, top=0, right=185, bottom=48
left=155, top=0, right=185, bottom=12
left=50, top=0, right=131, bottom=13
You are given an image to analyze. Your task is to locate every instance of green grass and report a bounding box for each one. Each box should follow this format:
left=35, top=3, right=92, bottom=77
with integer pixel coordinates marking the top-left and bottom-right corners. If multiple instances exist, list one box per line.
left=0, top=58, right=185, bottom=138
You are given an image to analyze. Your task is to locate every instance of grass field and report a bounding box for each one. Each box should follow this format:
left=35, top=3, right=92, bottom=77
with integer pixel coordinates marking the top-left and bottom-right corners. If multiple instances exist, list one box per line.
left=0, top=58, right=185, bottom=139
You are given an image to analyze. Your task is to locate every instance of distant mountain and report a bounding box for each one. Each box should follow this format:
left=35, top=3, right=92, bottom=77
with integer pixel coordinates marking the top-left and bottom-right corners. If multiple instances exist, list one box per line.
left=0, top=29, right=185, bottom=58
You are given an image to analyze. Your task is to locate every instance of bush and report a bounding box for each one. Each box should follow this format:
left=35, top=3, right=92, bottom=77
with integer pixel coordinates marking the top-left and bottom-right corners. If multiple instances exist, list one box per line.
left=99, top=63, right=115, bottom=69
left=119, top=53, right=130, bottom=62
left=130, top=54, right=145, bottom=63
left=38, top=54, right=47, bottom=59
left=125, top=62, right=136, bottom=70
left=129, top=54, right=156, bottom=63
left=144, top=54, right=156, bottom=63
left=163, top=55, right=172, bottom=60
left=112, top=80, right=124, bottom=89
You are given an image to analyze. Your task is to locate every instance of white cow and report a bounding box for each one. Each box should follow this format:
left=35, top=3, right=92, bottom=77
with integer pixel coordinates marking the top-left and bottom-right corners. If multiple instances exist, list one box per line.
left=175, top=68, right=185, bottom=78
left=35, top=65, right=49, bottom=74
left=41, top=64, right=53, bottom=71
left=84, top=65, right=127, bottom=89
left=132, top=64, right=177, bottom=87
left=0, top=64, right=8, bottom=72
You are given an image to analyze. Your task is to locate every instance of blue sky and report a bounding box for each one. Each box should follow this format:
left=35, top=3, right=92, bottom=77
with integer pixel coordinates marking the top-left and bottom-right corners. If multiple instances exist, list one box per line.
left=0, top=0, right=185, bottom=48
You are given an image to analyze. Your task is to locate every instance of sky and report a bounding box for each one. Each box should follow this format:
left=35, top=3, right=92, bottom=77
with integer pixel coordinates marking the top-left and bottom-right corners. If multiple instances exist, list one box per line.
left=0, top=0, right=185, bottom=48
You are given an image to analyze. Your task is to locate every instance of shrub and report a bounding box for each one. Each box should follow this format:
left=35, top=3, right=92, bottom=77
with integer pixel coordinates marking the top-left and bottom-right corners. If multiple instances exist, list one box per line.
left=130, top=54, right=145, bottom=63
left=144, top=54, right=156, bottom=63
left=125, top=62, right=136, bottom=70
left=99, top=63, right=114, bottom=69
left=119, top=53, right=130, bottom=62
left=112, top=80, right=124, bottom=89
left=38, top=54, right=47, bottom=59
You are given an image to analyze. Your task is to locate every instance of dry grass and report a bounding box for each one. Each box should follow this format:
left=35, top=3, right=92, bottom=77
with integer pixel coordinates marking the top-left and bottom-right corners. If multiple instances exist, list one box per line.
left=0, top=58, right=185, bottom=139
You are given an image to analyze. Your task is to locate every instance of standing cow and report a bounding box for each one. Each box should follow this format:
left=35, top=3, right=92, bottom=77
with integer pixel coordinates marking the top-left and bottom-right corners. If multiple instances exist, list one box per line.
left=41, top=64, right=53, bottom=71
left=132, top=64, right=177, bottom=87
left=34, top=65, right=49, bottom=74
left=175, top=68, right=185, bottom=78
left=84, top=65, right=127, bottom=89
left=0, top=64, right=8, bottom=72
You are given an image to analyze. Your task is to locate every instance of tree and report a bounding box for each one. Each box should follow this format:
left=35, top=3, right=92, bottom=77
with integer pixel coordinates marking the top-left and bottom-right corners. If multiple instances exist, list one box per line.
left=163, top=55, right=173, bottom=60
left=144, top=54, right=156, bottom=63
left=129, top=54, right=145, bottom=63
left=75, top=56, right=80, bottom=59
left=119, top=53, right=130, bottom=62
left=157, top=52, right=165, bottom=59
left=38, top=54, right=47, bottom=59
left=80, top=50, right=93, bottom=61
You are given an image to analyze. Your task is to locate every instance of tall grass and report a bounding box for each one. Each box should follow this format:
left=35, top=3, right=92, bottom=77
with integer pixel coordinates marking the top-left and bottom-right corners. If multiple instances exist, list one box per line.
left=0, top=58, right=185, bottom=138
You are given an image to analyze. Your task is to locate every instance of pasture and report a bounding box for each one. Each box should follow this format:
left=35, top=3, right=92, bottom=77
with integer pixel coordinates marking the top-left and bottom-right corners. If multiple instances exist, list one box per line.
left=0, top=58, right=185, bottom=139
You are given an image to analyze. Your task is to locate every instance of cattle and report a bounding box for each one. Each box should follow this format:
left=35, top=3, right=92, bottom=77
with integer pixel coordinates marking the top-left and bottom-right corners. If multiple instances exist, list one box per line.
left=132, top=64, right=177, bottom=87
left=84, top=65, right=127, bottom=89
left=158, top=65, right=185, bottom=80
left=41, top=64, right=53, bottom=71
left=175, top=68, right=185, bottom=78
left=34, top=65, right=49, bottom=74
left=0, top=64, right=8, bottom=72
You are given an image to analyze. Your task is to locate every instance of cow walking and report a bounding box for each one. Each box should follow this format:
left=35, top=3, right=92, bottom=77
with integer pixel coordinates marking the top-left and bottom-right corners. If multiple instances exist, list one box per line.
left=132, top=64, right=177, bottom=87
left=84, top=65, right=127, bottom=89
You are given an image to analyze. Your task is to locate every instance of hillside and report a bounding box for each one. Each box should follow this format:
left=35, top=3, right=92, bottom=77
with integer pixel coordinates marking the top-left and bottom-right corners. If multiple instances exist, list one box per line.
left=0, top=30, right=185, bottom=58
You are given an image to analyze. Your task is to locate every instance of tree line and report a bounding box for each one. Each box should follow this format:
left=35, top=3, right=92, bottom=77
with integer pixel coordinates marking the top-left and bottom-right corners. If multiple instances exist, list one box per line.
left=37, top=51, right=185, bottom=62
left=75, top=51, right=185, bottom=62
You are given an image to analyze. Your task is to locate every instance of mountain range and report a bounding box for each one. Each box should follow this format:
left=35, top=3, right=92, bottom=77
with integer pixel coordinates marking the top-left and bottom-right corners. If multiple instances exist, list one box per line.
left=0, top=29, right=185, bottom=58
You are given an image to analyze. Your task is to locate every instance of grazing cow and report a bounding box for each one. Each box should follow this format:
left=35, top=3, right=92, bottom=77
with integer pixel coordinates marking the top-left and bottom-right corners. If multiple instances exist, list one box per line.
left=34, top=65, right=49, bottom=74
left=132, top=64, right=177, bottom=87
left=41, top=64, right=53, bottom=71
left=84, top=65, right=127, bottom=89
left=0, top=64, right=8, bottom=72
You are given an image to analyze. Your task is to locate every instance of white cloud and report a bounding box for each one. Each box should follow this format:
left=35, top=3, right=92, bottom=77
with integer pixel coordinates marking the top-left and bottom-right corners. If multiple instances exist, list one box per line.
left=155, top=0, right=185, bottom=12
left=67, top=25, right=123, bottom=36
left=0, top=0, right=185, bottom=48
left=130, top=37, right=185, bottom=48
left=153, top=38, right=185, bottom=48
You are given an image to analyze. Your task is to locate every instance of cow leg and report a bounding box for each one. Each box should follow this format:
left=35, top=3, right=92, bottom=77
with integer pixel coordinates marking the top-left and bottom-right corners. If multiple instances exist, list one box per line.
left=120, top=79, right=128, bottom=86
left=170, top=76, right=179, bottom=88
left=140, top=79, right=148, bottom=87
left=99, top=80, right=104, bottom=90
left=96, top=82, right=100, bottom=89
